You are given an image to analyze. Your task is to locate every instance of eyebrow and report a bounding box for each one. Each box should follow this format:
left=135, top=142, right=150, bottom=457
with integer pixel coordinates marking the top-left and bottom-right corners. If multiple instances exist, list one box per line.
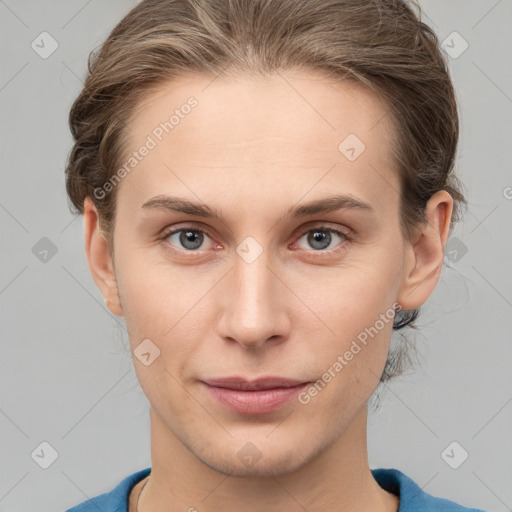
left=141, top=194, right=375, bottom=220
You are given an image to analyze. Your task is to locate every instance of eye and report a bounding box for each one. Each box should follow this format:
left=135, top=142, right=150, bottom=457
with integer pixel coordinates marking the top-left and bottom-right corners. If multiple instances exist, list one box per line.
left=295, top=226, right=351, bottom=252
left=159, top=223, right=352, bottom=255
left=161, top=226, right=216, bottom=252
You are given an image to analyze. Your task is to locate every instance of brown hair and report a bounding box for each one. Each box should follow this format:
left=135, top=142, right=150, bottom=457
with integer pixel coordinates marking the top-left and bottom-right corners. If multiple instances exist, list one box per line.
left=65, top=0, right=466, bottom=383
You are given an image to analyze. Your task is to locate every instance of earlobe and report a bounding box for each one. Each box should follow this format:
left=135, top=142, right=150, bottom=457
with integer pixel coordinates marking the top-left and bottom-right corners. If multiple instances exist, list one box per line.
left=397, top=190, right=453, bottom=311
left=83, top=196, right=124, bottom=317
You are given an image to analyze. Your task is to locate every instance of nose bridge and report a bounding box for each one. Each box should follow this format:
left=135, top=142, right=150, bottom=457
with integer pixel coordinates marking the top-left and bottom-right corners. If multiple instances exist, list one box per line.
left=219, top=239, right=288, bottom=348
left=235, top=246, right=272, bottom=308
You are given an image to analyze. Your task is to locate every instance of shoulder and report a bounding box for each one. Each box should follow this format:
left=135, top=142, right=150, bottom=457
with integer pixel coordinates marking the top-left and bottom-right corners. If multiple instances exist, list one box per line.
left=371, top=467, right=490, bottom=512
left=64, top=467, right=151, bottom=512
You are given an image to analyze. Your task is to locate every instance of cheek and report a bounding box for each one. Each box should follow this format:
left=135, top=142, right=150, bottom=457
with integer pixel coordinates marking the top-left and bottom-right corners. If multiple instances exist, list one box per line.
left=297, top=251, right=401, bottom=389
left=119, top=264, right=205, bottom=408
left=305, top=316, right=395, bottom=417
left=116, top=245, right=191, bottom=322
left=310, top=260, right=401, bottom=341
left=114, top=254, right=199, bottom=362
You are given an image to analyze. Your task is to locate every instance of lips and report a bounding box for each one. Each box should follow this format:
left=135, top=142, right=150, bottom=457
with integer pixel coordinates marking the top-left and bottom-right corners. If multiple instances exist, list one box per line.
left=200, top=376, right=310, bottom=414
left=201, top=376, right=308, bottom=391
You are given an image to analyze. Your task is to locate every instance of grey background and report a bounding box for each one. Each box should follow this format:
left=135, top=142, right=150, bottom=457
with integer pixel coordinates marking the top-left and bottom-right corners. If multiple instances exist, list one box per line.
left=0, top=1, right=511, bottom=511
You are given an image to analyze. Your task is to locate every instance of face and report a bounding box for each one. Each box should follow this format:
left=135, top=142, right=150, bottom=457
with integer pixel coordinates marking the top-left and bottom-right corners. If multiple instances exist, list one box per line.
left=86, top=69, right=441, bottom=478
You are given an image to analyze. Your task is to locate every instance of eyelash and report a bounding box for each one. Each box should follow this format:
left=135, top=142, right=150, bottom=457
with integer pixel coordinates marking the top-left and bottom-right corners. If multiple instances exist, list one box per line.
left=158, top=223, right=353, bottom=256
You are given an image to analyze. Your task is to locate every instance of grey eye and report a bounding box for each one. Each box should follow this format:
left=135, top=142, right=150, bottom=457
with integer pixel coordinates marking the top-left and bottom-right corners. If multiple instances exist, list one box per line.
left=296, top=228, right=347, bottom=251
left=168, top=229, right=208, bottom=250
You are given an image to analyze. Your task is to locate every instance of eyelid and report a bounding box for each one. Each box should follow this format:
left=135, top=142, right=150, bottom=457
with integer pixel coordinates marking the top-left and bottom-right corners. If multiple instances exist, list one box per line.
left=293, top=221, right=353, bottom=240
left=159, top=221, right=215, bottom=240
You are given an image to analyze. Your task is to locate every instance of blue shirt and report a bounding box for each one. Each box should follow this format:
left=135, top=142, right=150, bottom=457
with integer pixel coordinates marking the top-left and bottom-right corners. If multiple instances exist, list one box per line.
left=65, top=466, right=489, bottom=511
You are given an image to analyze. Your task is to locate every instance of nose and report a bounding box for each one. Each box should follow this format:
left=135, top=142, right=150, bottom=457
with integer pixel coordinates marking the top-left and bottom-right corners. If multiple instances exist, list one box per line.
left=216, top=247, right=291, bottom=350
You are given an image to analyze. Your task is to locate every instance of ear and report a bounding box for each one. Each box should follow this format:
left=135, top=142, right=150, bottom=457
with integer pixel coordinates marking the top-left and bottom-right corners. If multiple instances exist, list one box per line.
left=397, top=190, right=453, bottom=310
left=83, top=196, right=124, bottom=317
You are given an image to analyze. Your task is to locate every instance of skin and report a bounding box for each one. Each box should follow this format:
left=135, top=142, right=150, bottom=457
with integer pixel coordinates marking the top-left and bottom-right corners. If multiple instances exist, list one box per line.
left=83, top=69, right=453, bottom=512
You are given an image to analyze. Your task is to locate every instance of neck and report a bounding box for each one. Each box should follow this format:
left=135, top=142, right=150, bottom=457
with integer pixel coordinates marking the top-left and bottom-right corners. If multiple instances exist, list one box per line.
left=134, top=406, right=399, bottom=512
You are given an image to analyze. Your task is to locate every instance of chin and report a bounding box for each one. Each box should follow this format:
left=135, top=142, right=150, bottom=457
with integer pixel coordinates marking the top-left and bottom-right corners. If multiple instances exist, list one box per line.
left=199, top=449, right=309, bottom=478
left=189, top=434, right=319, bottom=478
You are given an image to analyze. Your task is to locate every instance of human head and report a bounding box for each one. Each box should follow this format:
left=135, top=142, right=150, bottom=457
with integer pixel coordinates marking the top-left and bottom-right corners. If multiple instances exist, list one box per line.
left=65, top=0, right=464, bottom=476
left=65, top=0, right=465, bottom=385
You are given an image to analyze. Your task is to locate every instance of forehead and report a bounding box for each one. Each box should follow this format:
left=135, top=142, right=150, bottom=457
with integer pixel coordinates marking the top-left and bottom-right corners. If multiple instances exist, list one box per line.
left=117, top=69, right=400, bottom=218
